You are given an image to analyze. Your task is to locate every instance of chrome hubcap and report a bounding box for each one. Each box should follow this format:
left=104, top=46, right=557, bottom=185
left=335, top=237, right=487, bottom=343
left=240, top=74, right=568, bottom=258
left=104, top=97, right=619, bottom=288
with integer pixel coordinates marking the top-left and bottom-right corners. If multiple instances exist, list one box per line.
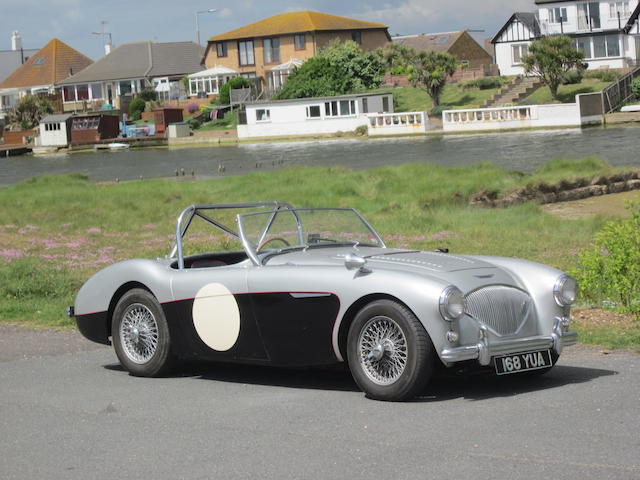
left=358, top=316, right=408, bottom=385
left=120, top=303, right=159, bottom=364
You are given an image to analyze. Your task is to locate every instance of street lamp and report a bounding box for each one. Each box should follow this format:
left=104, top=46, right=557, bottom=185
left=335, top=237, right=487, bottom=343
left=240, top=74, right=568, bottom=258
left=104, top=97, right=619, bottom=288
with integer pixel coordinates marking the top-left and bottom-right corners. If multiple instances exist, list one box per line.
left=196, top=9, right=218, bottom=46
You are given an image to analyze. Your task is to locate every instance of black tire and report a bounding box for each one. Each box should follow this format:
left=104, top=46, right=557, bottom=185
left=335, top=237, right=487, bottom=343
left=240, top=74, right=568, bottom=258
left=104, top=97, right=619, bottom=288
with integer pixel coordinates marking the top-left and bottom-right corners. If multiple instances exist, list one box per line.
left=112, top=288, right=175, bottom=377
left=347, top=300, right=435, bottom=401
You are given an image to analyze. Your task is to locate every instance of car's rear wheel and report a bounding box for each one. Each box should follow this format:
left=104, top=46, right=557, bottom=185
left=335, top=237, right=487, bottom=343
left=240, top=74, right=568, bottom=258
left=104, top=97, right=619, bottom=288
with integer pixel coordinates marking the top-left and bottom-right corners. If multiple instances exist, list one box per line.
left=347, top=300, right=435, bottom=401
left=112, top=288, right=174, bottom=377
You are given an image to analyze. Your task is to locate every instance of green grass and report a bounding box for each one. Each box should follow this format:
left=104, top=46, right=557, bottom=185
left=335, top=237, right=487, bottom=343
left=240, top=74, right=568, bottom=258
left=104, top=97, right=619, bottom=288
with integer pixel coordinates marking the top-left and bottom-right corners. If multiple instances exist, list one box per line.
left=573, top=317, right=640, bottom=350
left=376, top=83, right=503, bottom=113
left=196, top=110, right=239, bottom=131
left=0, top=158, right=637, bottom=349
left=519, top=79, right=610, bottom=105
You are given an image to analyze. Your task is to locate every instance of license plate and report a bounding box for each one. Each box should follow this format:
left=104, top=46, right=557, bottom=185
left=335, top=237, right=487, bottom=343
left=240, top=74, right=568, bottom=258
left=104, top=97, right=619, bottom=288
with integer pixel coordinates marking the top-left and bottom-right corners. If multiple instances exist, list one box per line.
left=494, top=350, right=552, bottom=375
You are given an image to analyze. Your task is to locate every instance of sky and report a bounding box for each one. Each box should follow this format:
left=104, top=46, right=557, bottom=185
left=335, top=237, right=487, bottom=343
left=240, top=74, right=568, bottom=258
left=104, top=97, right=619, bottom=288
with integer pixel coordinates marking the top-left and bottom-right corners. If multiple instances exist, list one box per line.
left=0, top=0, right=532, bottom=59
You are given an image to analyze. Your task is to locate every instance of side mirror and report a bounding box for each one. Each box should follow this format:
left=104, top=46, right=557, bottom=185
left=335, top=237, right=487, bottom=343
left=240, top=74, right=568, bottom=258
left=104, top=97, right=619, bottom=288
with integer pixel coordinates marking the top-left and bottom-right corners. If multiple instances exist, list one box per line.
left=345, top=254, right=370, bottom=273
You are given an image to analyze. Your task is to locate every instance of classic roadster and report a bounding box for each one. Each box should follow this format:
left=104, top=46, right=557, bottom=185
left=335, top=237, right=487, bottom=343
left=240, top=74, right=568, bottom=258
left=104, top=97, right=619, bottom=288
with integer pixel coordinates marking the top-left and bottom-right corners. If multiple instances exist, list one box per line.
left=71, top=202, right=578, bottom=401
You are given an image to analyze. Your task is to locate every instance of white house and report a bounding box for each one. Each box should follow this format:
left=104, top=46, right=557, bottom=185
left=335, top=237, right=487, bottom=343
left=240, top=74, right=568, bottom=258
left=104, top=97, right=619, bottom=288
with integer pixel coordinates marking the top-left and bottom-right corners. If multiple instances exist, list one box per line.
left=492, top=0, right=640, bottom=75
left=237, top=93, right=395, bottom=139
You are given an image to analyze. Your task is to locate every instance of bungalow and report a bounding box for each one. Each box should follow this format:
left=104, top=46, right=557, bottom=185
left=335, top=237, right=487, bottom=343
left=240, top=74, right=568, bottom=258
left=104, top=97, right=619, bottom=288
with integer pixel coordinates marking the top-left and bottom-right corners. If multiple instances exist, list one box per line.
left=57, top=41, right=204, bottom=112
left=492, top=0, right=640, bottom=75
left=237, top=92, right=394, bottom=138
left=203, top=11, right=390, bottom=92
left=0, top=38, right=92, bottom=116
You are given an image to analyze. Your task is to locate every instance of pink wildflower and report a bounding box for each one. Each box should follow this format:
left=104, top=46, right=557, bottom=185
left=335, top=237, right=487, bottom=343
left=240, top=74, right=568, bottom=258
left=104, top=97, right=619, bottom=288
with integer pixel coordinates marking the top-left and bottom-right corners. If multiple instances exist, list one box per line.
left=87, top=227, right=102, bottom=234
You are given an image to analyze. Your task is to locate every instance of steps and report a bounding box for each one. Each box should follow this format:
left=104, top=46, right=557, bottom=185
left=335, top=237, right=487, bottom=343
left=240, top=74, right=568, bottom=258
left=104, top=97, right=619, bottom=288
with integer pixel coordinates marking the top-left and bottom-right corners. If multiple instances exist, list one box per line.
left=483, top=76, right=542, bottom=108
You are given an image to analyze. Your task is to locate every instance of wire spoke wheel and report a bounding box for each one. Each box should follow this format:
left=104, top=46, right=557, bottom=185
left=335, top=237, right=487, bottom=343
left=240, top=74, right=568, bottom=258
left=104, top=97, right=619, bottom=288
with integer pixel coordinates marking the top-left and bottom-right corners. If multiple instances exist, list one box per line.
left=119, top=303, right=159, bottom=364
left=358, top=315, right=408, bottom=386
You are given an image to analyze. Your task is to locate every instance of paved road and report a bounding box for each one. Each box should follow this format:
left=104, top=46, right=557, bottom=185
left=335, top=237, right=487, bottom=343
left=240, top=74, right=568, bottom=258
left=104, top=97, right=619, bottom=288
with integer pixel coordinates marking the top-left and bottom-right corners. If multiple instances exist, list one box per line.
left=1, top=327, right=639, bottom=480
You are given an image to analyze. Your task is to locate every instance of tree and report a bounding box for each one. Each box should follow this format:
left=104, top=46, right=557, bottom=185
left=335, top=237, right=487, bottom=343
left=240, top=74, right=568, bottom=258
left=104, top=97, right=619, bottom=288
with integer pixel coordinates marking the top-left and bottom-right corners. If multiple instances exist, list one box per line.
left=5, top=95, right=53, bottom=130
left=522, top=35, right=585, bottom=101
left=381, top=42, right=415, bottom=73
left=409, top=51, right=457, bottom=107
left=276, top=40, right=385, bottom=99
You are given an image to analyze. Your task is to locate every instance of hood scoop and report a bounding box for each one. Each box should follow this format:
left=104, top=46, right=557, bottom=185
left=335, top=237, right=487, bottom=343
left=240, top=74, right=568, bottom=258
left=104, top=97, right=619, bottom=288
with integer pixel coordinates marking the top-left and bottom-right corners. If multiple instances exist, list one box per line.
left=366, top=250, right=494, bottom=272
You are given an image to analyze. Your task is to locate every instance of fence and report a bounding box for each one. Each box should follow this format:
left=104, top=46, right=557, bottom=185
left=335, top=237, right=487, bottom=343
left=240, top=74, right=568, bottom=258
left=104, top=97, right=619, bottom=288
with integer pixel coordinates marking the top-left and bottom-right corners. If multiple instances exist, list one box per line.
left=366, top=112, right=428, bottom=135
left=602, top=66, right=640, bottom=113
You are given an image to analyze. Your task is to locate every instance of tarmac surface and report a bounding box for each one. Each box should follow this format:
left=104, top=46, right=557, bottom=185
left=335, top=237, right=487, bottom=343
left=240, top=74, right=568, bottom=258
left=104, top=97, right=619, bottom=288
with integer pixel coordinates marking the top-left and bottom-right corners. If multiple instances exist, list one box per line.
left=1, top=324, right=639, bottom=480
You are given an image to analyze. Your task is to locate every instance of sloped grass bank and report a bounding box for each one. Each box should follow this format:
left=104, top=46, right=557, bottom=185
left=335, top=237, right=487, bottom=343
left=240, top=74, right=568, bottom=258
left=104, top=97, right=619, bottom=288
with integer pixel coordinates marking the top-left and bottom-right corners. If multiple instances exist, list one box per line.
left=0, top=158, right=634, bottom=348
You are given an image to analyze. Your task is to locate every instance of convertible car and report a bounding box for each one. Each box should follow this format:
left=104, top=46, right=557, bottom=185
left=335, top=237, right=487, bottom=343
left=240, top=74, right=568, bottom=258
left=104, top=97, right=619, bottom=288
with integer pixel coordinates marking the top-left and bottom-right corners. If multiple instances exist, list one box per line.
left=71, top=202, right=578, bottom=401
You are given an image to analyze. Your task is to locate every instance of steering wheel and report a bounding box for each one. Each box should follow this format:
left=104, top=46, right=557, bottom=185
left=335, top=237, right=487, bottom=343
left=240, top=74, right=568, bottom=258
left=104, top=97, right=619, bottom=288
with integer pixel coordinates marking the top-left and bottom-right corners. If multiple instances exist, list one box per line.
left=257, top=237, right=291, bottom=252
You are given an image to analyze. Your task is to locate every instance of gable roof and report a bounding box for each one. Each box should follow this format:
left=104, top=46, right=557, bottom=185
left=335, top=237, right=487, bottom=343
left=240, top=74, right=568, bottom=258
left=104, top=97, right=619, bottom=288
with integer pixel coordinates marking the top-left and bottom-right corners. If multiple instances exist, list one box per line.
left=58, top=41, right=204, bottom=85
left=0, top=39, right=92, bottom=89
left=209, top=11, right=389, bottom=42
left=491, top=12, right=541, bottom=43
left=0, top=48, right=40, bottom=83
left=393, top=31, right=464, bottom=53
left=623, top=3, right=640, bottom=34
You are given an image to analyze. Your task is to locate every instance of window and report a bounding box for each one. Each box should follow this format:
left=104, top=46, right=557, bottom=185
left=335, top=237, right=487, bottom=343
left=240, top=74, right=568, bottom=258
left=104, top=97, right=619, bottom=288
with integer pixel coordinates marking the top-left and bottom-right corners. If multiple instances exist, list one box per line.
left=606, top=35, right=620, bottom=56
left=352, top=31, right=362, bottom=44
left=575, top=37, right=593, bottom=58
left=90, top=83, right=102, bottom=100
left=324, top=100, right=356, bottom=117
left=512, top=44, right=529, bottom=64
left=33, top=57, right=44, bottom=65
left=578, top=2, right=601, bottom=30
left=72, top=117, right=100, bottom=130
left=362, top=98, right=368, bottom=114
left=295, top=34, right=306, bottom=50
left=216, top=42, right=228, bottom=57
left=119, top=80, right=132, bottom=95
left=609, top=2, right=631, bottom=18
left=62, top=86, right=75, bottom=102
left=263, top=38, right=280, bottom=64
left=306, top=105, right=321, bottom=118
left=76, top=84, right=89, bottom=101
left=256, top=109, right=270, bottom=122
left=548, top=7, right=568, bottom=23
left=382, top=96, right=390, bottom=112
left=238, top=40, right=255, bottom=66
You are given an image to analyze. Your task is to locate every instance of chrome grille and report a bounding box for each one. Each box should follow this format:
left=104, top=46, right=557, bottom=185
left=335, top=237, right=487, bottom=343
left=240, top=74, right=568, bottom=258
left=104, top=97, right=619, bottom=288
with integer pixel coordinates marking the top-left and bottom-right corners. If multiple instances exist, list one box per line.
left=465, top=286, right=531, bottom=336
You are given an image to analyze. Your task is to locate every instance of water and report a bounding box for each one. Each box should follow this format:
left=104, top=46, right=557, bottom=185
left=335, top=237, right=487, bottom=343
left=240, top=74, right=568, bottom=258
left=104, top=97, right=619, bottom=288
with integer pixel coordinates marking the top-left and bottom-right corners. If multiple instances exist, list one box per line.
left=2, top=125, right=639, bottom=186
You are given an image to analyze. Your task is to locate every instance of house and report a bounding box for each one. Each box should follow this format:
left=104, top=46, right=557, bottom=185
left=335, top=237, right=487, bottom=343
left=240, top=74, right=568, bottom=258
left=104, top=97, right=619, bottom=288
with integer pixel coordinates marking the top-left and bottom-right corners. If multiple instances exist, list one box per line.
left=0, top=32, right=39, bottom=84
left=393, top=31, right=495, bottom=70
left=492, top=1, right=640, bottom=75
left=38, top=113, right=72, bottom=147
left=57, top=41, right=204, bottom=112
left=0, top=38, right=92, bottom=116
left=237, top=92, right=394, bottom=138
left=203, top=11, right=391, bottom=92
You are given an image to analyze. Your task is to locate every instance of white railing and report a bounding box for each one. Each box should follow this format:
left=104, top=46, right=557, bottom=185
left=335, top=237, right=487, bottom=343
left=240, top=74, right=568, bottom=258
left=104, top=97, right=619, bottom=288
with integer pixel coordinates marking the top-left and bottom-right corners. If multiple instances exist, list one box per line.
left=366, top=111, right=428, bottom=135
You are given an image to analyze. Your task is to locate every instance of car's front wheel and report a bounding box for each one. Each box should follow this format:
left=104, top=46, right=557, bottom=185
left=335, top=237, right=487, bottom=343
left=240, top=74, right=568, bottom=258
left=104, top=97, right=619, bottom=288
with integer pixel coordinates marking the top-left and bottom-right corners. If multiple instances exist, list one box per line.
left=347, top=300, right=435, bottom=401
left=112, top=288, right=175, bottom=377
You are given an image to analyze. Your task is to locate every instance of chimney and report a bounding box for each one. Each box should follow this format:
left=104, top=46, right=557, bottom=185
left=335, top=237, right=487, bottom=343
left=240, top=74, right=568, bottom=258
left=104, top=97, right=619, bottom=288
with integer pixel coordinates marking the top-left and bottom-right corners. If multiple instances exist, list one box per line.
left=11, top=31, right=22, bottom=51
left=105, top=42, right=112, bottom=55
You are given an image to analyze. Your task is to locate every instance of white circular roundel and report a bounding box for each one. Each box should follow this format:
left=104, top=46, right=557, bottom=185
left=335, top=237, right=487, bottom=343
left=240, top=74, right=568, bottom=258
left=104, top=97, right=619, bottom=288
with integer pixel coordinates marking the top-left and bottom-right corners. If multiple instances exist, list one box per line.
left=192, top=283, right=240, bottom=351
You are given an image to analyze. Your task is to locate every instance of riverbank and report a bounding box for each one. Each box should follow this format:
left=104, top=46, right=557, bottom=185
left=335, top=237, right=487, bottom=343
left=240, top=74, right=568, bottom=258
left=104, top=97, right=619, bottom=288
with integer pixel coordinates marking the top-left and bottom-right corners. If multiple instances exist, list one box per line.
left=0, top=158, right=638, bottom=348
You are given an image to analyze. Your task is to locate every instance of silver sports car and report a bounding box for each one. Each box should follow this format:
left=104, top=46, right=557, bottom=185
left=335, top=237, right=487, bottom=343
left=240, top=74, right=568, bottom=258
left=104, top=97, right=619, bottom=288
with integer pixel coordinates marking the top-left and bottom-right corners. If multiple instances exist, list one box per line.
left=71, top=202, right=578, bottom=401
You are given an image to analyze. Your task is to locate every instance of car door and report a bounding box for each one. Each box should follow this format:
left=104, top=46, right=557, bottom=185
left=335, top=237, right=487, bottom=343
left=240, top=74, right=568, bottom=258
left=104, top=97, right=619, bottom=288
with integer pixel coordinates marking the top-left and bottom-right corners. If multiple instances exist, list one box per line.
left=168, top=265, right=269, bottom=362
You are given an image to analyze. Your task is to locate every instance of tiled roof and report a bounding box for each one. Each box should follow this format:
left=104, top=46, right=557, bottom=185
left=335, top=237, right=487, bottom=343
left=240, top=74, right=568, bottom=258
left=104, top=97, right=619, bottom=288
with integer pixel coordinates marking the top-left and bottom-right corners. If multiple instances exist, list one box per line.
left=393, top=31, right=464, bottom=53
left=209, top=11, right=388, bottom=42
left=58, top=41, right=204, bottom=85
left=0, top=39, right=92, bottom=89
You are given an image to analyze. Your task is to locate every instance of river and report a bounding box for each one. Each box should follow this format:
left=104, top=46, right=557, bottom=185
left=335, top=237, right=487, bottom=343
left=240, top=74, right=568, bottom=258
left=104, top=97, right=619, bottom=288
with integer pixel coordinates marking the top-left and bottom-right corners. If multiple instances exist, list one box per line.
left=2, top=125, right=639, bottom=186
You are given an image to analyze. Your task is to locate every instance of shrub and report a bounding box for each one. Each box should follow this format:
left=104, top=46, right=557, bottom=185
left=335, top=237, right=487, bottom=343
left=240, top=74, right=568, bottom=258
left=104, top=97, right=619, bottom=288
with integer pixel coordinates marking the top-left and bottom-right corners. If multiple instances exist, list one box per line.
left=186, top=103, right=199, bottom=114
left=574, top=202, right=640, bottom=318
left=562, top=70, right=583, bottom=85
left=585, top=70, right=620, bottom=82
left=475, top=76, right=504, bottom=90
left=128, top=98, right=146, bottom=121
left=354, top=124, right=368, bottom=136
left=219, top=77, right=251, bottom=105
left=188, top=117, right=202, bottom=130
left=632, top=77, right=640, bottom=100
left=139, top=89, right=158, bottom=102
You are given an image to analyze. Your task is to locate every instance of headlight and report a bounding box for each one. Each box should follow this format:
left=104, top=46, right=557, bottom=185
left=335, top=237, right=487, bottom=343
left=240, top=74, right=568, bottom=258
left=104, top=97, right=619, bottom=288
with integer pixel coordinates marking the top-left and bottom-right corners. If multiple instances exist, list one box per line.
left=439, top=285, right=466, bottom=321
left=554, top=274, right=577, bottom=306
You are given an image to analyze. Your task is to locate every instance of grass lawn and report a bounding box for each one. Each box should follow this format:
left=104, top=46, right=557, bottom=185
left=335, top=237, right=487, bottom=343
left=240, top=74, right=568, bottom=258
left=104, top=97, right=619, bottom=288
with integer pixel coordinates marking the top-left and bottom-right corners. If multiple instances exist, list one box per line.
left=196, top=110, right=238, bottom=131
left=519, top=79, right=611, bottom=105
left=0, top=157, right=637, bottom=348
left=376, top=83, right=504, bottom=113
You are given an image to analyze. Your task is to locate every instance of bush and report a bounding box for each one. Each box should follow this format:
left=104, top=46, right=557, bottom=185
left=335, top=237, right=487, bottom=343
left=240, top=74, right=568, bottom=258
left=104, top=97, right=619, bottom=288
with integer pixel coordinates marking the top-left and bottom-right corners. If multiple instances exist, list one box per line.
left=354, top=124, right=368, bottom=136
left=430, top=104, right=451, bottom=116
left=562, top=70, right=583, bottom=85
left=584, top=70, right=620, bottom=82
left=475, top=76, right=504, bottom=90
left=128, top=98, right=146, bottom=121
left=632, top=77, right=640, bottom=100
left=574, top=202, right=640, bottom=318
left=188, top=117, right=202, bottom=130
left=138, top=89, right=157, bottom=102
left=219, top=77, right=251, bottom=105
left=186, top=103, right=199, bottom=114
